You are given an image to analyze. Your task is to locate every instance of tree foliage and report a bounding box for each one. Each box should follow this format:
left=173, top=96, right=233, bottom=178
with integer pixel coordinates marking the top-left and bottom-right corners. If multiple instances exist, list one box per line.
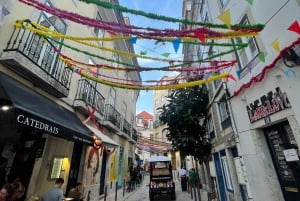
left=158, top=84, right=211, bottom=161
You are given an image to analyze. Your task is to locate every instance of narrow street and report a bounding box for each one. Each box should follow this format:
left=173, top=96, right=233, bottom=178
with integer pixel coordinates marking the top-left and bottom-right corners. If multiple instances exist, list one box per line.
left=102, top=174, right=208, bottom=201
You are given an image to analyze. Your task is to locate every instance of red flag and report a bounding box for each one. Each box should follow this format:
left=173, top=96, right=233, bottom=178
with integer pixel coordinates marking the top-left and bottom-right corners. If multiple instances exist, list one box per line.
left=288, top=20, right=300, bottom=35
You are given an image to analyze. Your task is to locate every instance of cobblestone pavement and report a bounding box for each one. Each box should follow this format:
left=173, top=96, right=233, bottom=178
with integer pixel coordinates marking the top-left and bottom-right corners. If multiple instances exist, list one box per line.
left=101, top=174, right=208, bottom=201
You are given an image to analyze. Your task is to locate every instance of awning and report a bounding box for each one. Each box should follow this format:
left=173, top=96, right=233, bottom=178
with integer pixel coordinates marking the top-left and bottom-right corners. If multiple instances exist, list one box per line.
left=0, top=72, right=93, bottom=145
left=85, top=124, right=119, bottom=147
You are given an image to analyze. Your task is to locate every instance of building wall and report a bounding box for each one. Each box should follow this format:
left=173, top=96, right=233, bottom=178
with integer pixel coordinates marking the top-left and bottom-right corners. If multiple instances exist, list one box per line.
left=0, top=0, right=139, bottom=200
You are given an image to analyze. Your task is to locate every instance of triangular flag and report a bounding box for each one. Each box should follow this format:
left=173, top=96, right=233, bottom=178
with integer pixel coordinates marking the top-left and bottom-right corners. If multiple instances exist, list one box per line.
left=271, top=39, right=280, bottom=52
left=247, top=62, right=253, bottom=73
left=107, top=30, right=117, bottom=35
left=287, top=20, right=300, bottom=35
left=194, top=30, right=206, bottom=44
left=2, top=6, right=10, bottom=17
left=228, top=74, right=237, bottom=82
left=161, top=53, right=171, bottom=58
left=172, top=38, right=181, bottom=53
left=128, top=37, right=137, bottom=44
left=218, top=10, right=231, bottom=28
left=211, top=72, right=220, bottom=76
left=203, top=72, right=211, bottom=79
left=258, top=52, right=266, bottom=63
left=246, top=0, right=253, bottom=5
left=236, top=70, right=241, bottom=79
left=140, top=51, right=147, bottom=55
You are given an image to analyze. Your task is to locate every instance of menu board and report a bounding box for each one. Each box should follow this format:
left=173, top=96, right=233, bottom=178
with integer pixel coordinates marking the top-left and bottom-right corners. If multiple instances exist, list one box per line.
left=267, top=130, right=295, bottom=181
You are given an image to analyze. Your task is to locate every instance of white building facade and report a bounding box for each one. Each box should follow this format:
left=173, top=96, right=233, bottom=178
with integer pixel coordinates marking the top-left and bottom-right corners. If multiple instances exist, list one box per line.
left=184, top=0, right=300, bottom=201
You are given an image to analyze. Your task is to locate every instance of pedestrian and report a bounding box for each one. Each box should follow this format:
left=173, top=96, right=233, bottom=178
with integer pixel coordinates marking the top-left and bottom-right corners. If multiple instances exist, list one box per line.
left=178, top=167, right=187, bottom=191
left=188, top=168, right=197, bottom=187
left=0, top=184, right=14, bottom=201
left=11, top=179, right=25, bottom=201
left=41, top=178, right=64, bottom=201
left=67, top=183, right=84, bottom=201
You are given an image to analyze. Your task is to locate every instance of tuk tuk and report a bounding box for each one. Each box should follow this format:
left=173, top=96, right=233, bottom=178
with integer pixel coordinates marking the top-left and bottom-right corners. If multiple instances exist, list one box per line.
left=148, top=156, right=176, bottom=200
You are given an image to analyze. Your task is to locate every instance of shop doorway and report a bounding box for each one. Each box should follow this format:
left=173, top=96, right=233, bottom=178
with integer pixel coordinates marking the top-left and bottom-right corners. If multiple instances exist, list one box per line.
left=99, top=150, right=108, bottom=195
left=4, top=128, right=45, bottom=201
left=264, top=121, right=300, bottom=201
left=66, top=143, right=84, bottom=194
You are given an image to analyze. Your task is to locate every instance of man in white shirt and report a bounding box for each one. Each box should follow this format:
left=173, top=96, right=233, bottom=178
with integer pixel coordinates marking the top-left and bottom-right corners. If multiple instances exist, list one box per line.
left=178, top=167, right=187, bottom=191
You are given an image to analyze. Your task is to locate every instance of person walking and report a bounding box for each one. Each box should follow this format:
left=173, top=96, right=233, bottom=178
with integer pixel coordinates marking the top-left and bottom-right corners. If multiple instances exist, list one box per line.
left=178, top=167, right=187, bottom=191
left=188, top=168, right=197, bottom=188
left=41, top=178, right=64, bottom=201
left=67, top=183, right=84, bottom=201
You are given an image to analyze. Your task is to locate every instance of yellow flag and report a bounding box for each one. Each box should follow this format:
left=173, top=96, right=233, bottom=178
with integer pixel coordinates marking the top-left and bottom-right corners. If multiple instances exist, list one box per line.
left=271, top=40, right=280, bottom=52
left=218, top=10, right=231, bottom=28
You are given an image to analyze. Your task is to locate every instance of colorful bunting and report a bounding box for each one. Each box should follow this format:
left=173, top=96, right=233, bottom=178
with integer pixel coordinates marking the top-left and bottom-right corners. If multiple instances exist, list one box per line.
left=233, top=38, right=300, bottom=96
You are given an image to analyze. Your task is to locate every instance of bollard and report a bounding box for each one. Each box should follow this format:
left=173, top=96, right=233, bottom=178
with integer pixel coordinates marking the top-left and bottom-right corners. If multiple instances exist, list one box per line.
left=123, top=179, right=125, bottom=197
left=193, top=185, right=197, bottom=201
left=104, top=186, right=107, bottom=201
left=115, top=182, right=118, bottom=201
left=197, top=185, right=201, bottom=201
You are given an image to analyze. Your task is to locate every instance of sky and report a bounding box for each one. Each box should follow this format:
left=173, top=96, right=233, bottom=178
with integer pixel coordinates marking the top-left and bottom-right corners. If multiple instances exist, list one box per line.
left=118, top=0, right=183, bottom=114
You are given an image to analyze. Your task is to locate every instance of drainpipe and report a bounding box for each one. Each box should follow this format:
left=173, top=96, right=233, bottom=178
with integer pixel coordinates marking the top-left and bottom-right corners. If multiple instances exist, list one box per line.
left=223, top=82, right=254, bottom=201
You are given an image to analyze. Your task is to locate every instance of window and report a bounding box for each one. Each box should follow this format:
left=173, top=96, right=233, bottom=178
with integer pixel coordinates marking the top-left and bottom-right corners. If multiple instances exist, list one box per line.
left=208, top=115, right=215, bottom=139
left=219, top=0, right=228, bottom=8
left=200, top=1, right=209, bottom=22
left=108, top=87, right=116, bottom=107
left=235, top=15, right=260, bottom=71
left=94, top=10, right=105, bottom=45
left=29, top=0, right=67, bottom=74
left=220, top=154, right=234, bottom=192
left=219, top=97, right=229, bottom=122
left=218, top=96, right=232, bottom=129
left=120, top=101, right=127, bottom=130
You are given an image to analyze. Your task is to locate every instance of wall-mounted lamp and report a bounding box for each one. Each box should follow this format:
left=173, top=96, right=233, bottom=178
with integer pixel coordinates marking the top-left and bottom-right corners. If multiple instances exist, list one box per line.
left=282, top=47, right=300, bottom=67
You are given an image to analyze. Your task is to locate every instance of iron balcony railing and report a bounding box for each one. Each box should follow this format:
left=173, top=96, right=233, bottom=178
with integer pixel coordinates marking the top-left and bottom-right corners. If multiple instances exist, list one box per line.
left=75, top=79, right=105, bottom=116
left=104, top=104, right=122, bottom=129
left=4, top=20, right=72, bottom=91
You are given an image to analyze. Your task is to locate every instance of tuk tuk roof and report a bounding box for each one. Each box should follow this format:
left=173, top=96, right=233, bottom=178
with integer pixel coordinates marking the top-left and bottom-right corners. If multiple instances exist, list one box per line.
left=149, top=156, right=171, bottom=162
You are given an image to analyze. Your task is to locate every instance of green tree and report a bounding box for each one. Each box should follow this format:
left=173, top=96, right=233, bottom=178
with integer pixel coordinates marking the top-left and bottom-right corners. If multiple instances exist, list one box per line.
left=158, top=84, right=211, bottom=161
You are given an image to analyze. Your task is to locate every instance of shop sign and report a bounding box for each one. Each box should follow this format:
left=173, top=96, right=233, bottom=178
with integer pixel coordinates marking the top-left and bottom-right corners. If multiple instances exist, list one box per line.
left=246, top=87, right=291, bottom=123
left=16, top=114, right=59, bottom=134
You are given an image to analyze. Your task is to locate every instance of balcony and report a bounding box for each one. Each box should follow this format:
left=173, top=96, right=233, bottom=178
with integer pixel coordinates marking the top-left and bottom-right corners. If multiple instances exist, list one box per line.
left=0, top=20, right=72, bottom=97
left=73, top=79, right=105, bottom=118
left=103, top=104, right=137, bottom=142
